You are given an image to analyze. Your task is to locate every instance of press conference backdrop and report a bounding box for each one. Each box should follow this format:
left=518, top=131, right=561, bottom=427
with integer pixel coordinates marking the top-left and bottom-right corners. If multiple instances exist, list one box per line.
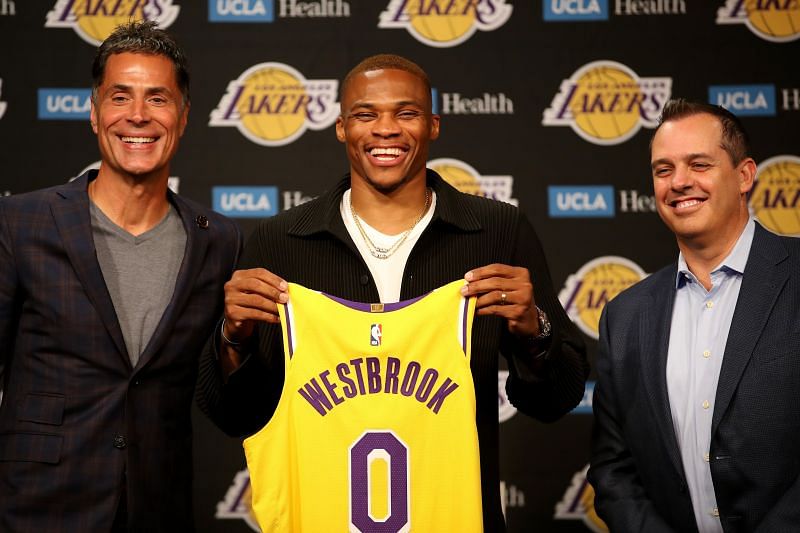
left=1, top=2, right=798, bottom=531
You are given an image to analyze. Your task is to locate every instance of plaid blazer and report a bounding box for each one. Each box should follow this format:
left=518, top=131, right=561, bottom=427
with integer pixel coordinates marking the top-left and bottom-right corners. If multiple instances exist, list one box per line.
left=0, top=171, right=241, bottom=532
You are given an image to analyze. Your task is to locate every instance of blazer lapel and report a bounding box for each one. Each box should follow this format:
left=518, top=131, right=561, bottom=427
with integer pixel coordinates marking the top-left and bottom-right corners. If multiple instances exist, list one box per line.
left=50, top=173, right=130, bottom=366
left=640, top=267, right=686, bottom=478
left=712, top=226, right=789, bottom=435
left=134, top=192, right=210, bottom=370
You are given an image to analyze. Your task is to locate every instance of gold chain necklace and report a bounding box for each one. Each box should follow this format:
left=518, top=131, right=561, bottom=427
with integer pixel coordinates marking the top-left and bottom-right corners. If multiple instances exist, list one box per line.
left=350, top=188, right=431, bottom=260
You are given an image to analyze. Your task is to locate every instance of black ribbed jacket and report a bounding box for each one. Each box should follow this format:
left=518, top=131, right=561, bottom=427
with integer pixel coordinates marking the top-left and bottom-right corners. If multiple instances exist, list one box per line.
left=197, top=170, right=588, bottom=532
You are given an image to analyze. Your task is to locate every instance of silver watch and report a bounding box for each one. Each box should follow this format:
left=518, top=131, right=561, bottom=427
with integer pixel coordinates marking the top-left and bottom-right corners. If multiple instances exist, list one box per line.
left=534, top=306, right=551, bottom=339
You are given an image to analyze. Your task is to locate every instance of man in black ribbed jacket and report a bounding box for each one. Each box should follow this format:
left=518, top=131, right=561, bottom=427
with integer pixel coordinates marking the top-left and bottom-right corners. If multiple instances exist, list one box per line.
left=197, top=54, right=588, bottom=532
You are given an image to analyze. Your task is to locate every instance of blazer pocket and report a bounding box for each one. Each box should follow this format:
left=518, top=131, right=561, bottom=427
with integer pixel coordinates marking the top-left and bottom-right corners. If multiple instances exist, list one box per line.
left=17, top=392, right=65, bottom=425
left=751, top=331, right=800, bottom=365
left=0, top=432, right=63, bottom=464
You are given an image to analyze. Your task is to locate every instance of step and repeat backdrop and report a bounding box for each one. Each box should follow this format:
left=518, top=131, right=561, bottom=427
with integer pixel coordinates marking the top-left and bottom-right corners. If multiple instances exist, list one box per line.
left=1, top=1, right=799, bottom=531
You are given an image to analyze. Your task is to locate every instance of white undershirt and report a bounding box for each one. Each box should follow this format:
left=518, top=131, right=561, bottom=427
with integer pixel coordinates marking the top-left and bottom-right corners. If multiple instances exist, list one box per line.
left=340, top=188, right=436, bottom=303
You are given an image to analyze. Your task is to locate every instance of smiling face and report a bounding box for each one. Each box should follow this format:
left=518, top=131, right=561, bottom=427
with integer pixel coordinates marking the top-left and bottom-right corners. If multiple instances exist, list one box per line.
left=651, top=112, right=755, bottom=250
left=335, top=68, right=440, bottom=195
left=91, top=52, right=188, bottom=184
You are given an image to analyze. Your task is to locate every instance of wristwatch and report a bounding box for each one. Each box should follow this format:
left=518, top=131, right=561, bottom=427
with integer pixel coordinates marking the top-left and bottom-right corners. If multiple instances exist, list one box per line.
left=534, top=306, right=551, bottom=339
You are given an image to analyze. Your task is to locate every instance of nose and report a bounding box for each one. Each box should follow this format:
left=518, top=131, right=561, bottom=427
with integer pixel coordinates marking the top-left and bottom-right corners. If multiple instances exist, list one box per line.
left=127, top=97, right=150, bottom=125
left=371, top=112, right=400, bottom=138
left=670, top=164, right=693, bottom=190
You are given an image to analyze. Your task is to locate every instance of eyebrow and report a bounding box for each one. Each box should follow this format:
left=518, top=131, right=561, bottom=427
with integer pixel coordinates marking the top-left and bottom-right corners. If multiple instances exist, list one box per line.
left=105, top=84, right=173, bottom=96
left=349, top=99, right=424, bottom=109
left=650, top=153, right=713, bottom=170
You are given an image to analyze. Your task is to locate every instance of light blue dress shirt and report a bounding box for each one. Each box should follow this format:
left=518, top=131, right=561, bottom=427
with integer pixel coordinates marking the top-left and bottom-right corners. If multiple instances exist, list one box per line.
left=666, top=217, right=756, bottom=533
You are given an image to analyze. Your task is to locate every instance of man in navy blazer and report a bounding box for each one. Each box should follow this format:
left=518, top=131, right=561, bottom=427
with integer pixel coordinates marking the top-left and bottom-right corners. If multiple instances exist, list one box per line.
left=589, top=99, right=800, bottom=532
left=0, top=22, right=240, bottom=532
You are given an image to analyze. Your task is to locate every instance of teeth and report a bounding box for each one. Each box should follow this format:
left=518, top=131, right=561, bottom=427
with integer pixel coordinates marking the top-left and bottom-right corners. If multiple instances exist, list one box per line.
left=675, top=199, right=702, bottom=209
left=369, top=147, right=402, bottom=158
left=121, top=136, right=156, bottom=143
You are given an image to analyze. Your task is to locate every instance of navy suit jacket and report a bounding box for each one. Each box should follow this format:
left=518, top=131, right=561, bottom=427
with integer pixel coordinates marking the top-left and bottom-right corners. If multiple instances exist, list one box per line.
left=0, top=171, right=241, bottom=532
left=589, top=224, right=800, bottom=533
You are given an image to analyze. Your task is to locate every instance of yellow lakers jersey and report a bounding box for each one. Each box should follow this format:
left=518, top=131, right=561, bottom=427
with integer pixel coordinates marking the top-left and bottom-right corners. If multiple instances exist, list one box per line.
left=244, top=279, right=483, bottom=532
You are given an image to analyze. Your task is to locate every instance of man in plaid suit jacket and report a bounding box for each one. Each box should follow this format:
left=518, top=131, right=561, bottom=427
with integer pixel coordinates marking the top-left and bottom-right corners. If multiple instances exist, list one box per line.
left=0, top=22, right=240, bottom=532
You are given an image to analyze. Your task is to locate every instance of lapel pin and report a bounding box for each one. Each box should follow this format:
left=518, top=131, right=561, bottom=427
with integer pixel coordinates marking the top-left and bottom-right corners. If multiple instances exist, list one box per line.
left=196, top=215, right=209, bottom=229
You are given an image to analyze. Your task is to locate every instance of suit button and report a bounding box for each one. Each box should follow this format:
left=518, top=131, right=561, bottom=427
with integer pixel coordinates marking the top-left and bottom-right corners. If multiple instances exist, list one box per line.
left=359, top=274, right=370, bottom=285
left=113, top=435, right=127, bottom=449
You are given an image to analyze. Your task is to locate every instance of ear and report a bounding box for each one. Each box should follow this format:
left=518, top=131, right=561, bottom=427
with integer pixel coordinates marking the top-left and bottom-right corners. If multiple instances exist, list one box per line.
left=178, top=102, right=190, bottom=137
left=429, top=114, right=440, bottom=141
left=90, top=100, right=98, bottom=134
left=738, top=157, right=757, bottom=195
left=335, top=115, right=345, bottom=143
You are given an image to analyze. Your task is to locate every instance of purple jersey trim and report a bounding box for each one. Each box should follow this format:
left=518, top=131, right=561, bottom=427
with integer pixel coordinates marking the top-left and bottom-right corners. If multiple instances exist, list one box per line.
left=461, top=299, right=469, bottom=357
left=283, top=304, right=294, bottom=358
left=322, top=292, right=427, bottom=312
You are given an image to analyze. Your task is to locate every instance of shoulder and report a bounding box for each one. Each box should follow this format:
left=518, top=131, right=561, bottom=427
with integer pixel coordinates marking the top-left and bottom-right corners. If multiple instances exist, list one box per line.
left=0, top=180, right=77, bottom=217
left=606, top=263, right=675, bottom=315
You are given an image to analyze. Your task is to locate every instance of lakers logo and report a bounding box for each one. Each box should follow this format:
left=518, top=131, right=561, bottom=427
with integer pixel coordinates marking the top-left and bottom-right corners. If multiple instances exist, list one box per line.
left=559, top=256, right=646, bottom=339
left=498, top=370, right=517, bottom=422
left=717, top=0, right=800, bottom=43
left=45, top=0, right=179, bottom=46
left=378, top=0, right=512, bottom=48
left=209, top=63, right=338, bottom=147
left=749, top=155, right=800, bottom=236
left=429, top=158, right=517, bottom=205
left=543, top=61, right=671, bottom=145
left=554, top=465, right=609, bottom=533
left=216, top=469, right=260, bottom=532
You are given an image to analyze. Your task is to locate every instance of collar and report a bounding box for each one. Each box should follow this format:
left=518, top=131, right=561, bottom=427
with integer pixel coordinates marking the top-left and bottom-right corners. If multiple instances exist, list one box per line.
left=675, top=217, right=756, bottom=288
left=287, top=168, right=483, bottom=237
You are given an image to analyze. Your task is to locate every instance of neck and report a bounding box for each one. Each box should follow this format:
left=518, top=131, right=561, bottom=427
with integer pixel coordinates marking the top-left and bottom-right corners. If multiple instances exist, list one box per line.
left=89, top=167, right=170, bottom=236
left=350, top=176, right=429, bottom=234
left=678, top=213, right=749, bottom=290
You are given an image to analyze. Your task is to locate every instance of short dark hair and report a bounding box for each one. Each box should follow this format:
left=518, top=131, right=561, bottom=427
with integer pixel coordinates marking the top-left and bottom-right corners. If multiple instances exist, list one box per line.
left=651, top=98, right=751, bottom=165
left=340, top=54, right=431, bottom=107
left=92, top=20, right=190, bottom=106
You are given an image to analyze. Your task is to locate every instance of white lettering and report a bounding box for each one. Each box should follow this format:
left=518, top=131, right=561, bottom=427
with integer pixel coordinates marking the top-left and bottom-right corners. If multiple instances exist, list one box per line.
left=46, top=94, right=91, bottom=113
left=552, top=0, right=600, bottom=15
left=221, top=193, right=272, bottom=211
left=557, top=192, right=608, bottom=211
left=216, top=0, right=267, bottom=16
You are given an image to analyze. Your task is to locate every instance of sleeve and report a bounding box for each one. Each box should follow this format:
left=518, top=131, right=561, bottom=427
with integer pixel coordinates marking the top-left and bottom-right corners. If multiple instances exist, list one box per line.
left=195, top=222, right=286, bottom=438
left=502, top=210, right=589, bottom=422
left=0, top=200, right=20, bottom=387
left=587, top=306, right=676, bottom=532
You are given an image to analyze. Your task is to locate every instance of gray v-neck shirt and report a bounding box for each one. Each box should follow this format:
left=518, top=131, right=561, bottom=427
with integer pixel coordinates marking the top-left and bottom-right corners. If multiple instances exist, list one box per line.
left=90, top=201, right=186, bottom=367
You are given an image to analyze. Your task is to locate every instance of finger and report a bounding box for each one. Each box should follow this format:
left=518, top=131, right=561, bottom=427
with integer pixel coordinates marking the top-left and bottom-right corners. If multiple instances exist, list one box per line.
left=464, top=263, right=518, bottom=282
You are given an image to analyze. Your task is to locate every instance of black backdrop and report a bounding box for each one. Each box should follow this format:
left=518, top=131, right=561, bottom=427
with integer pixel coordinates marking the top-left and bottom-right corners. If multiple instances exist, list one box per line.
left=1, top=1, right=799, bottom=531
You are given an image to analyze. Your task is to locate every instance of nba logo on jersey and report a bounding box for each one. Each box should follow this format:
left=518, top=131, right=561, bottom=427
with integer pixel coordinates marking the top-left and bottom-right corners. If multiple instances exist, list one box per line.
left=370, top=324, right=382, bottom=346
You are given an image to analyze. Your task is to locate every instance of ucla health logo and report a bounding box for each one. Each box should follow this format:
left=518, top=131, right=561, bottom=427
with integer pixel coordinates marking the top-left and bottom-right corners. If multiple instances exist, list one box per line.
left=38, top=88, right=91, bottom=120
left=717, top=0, right=800, bottom=42
left=0, top=79, right=7, bottom=120
left=548, top=186, right=614, bottom=217
left=544, top=0, right=609, bottom=21
left=709, top=84, right=776, bottom=116
left=559, top=256, right=646, bottom=339
left=428, top=158, right=517, bottom=205
left=749, top=155, right=800, bottom=236
left=554, top=464, right=609, bottom=532
left=210, top=63, right=338, bottom=147
left=543, top=61, right=671, bottom=145
left=45, top=0, right=180, bottom=46
left=213, top=186, right=278, bottom=218
left=379, top=0, right=512, bottom=48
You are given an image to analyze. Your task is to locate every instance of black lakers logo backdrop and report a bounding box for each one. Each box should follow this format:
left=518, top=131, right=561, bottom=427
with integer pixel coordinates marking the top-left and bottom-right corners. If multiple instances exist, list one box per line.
left=1, top=2, right=798, bottom=531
